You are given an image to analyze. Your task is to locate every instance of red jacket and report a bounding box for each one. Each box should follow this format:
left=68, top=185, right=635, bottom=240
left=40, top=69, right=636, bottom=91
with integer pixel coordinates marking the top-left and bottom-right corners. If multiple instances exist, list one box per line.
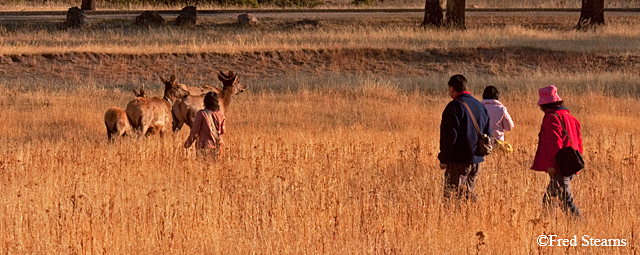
left=531, top=107, right=583, bottom=172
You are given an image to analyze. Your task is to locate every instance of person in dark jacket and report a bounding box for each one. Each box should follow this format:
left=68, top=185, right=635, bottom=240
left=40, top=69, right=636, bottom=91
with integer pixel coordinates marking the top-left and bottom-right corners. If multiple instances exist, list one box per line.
left=438, top=74, right=492, bottom=202
left=531, top=85, right=583, bottom=218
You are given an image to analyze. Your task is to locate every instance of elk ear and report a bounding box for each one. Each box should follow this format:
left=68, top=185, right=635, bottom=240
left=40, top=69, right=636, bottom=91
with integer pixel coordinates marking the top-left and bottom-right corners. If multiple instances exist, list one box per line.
left=132, top=89, right=138, bottom=96
left=218, top=74, right=225, bottom=81
left=220, top=71, right=232, bottom=79
left=159, top=76, right=166, bottom=83
left=170, top=75, right=176, bottom=83
left=139, top=88, right=146, bottom=97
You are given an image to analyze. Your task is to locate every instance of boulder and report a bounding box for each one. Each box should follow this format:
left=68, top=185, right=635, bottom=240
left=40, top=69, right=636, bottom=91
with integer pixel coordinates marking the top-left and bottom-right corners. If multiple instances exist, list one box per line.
left=135, top=11, right=166, bottom=27
left=176, top=6, right=197, bottom=26
left=238, top=13, right=259, bottom=25
left=65, top=7, right=91, bottom=28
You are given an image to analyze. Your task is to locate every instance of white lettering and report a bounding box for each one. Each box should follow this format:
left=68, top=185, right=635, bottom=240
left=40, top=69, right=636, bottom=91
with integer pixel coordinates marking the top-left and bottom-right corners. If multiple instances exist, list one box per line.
left=570, top=235, right=577, bottom=246
left=544, top=235, right=626, bottom=247
left=537, top=235, right=549, bottom=246
left=582, top=235, right=590, bottom=246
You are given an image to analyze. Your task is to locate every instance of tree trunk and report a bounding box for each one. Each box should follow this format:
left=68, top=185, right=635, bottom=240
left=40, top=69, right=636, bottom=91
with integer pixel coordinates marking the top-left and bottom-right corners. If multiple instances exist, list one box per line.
left=81, top=0, right=96, bottom=10
left=446, top=0, right=466, bottom=29
left=421, top=0, right=443, bottom=27
left=576, top=0, right=604, bottom=29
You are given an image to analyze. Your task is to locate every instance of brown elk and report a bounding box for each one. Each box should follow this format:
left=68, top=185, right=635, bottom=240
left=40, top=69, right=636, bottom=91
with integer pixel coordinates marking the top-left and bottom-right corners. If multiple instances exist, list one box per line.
left=103, top=89, right=147, bottom=140
left=172, top=71, right=245, bottom=132
left=126, top=75, right=190, bottom=137
left=104, top=107, right=130, bottom=140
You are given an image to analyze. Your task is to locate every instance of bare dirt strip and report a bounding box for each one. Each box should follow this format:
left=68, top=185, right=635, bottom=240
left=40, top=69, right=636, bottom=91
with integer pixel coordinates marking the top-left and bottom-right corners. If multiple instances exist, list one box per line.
left=1, top=47, right=639, bottom=86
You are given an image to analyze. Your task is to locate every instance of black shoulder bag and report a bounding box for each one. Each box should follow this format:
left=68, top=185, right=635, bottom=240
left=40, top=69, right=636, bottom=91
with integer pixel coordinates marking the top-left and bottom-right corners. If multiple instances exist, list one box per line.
left=460, top=101, right=492, bottom=156
left=552, top=113, right=584, bottom=176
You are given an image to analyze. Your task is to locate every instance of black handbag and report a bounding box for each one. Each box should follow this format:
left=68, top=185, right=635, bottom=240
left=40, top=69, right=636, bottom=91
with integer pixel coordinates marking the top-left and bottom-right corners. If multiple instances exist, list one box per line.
left=552, top=113, right=584, bottom=176
left=460, top=101, right=493, bottom=156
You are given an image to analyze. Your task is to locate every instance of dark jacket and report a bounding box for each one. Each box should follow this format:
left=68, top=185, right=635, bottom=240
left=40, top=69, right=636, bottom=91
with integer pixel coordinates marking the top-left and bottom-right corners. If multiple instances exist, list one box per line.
left=438, top=92, right=492, bottom=164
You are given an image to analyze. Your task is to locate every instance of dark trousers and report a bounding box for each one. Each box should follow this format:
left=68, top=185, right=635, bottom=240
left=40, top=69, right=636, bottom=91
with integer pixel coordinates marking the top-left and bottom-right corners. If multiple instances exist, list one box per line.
left=543, top=173, right=582, bottom=218
left=443, top=163, right=480, bottom=203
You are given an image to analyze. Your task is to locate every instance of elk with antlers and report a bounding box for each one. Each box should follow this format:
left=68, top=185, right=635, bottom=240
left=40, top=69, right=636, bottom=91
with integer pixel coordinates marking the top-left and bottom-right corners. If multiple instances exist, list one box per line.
left=172, top=71, right=245, bottom=132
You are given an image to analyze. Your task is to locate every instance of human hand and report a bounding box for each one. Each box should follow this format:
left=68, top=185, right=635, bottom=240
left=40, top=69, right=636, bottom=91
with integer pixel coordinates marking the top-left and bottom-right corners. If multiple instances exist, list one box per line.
left=439, top=163, right=447, bottom=170
left=547, top=167, right=556, bottom=175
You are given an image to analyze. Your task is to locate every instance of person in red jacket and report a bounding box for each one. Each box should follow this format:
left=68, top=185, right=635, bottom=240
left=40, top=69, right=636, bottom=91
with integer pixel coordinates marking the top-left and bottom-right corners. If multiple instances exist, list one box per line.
left=531, top=85, right=583, bottom=218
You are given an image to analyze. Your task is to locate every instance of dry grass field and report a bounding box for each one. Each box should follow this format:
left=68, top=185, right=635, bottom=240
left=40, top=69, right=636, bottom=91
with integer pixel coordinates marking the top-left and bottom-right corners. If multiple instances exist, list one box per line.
left=1, top=0, right=639, bottom=10
left=1, top=15, right=640, bottom=254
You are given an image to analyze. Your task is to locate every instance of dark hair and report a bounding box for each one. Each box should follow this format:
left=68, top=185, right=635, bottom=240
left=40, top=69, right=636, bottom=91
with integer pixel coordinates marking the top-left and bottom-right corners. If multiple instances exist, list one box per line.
left=448, top=74, right=467, bottom=93
left=482, top=86, right=499, bottom=100
left=540, top=101, right=564, bottom=110
left=204, top=92, right=220, bottom=111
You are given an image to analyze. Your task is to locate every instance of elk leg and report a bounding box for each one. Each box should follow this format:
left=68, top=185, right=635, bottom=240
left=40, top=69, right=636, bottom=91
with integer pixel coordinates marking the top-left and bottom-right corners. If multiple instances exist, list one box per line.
left=141, top=124, right=150, bottom=137
left=117, top=121, right=127, bottom=137
left=158, top=124, right=165, bottom=138
left=106, top=122, right=113, bottom=141
left=172, top=112, right=183, bottom=132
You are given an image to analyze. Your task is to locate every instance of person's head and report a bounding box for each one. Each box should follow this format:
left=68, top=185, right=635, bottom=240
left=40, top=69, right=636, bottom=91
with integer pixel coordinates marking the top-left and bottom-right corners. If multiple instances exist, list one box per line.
left=482, top=86, right=499, bottom=100
left=204, top=92, right=220, bottom=111
left=447, top=74, right=467, bottom=98
left=537, top=85, right=563, bottom=111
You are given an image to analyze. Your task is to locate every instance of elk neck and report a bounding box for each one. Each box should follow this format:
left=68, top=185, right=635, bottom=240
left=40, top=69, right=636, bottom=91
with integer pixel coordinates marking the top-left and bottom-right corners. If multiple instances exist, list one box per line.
left=220, top=86, right=234, bottom=113
left=163, top=96, right=172, bottom=107
left=163, top=86, right=181, bottom=107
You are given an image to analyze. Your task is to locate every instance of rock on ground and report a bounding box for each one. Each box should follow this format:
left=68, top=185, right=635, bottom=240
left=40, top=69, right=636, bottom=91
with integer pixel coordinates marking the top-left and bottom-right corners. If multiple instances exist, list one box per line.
left=176, top=6, right=198, bottom=26
left=238, top=13, right=259, bottom=25
left=135, top=11, right=166, bottom=27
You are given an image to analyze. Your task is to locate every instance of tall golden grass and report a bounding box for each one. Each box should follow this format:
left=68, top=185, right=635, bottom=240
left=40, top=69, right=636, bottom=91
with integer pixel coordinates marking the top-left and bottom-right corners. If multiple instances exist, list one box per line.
left=2, top=17, right=640, bottom=55
left=0, top=72, right=638, bottom=253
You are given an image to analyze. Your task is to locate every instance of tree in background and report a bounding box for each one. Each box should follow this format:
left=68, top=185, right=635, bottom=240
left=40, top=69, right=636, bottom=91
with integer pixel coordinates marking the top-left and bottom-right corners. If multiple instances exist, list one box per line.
left=421, top=0, right=443, bottom=27
left=81, top=0, right=96, bottom=10
left=446, top=0, right=465, bottom=29
left=576, top=0, right=605, bottom=29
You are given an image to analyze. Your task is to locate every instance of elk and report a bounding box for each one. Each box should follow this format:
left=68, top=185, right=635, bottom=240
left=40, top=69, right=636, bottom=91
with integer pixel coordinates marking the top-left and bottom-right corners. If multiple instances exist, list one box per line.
left=103, top=89, right=147, bottom=141
left=104, top=107, right=130, bottom=140
left=172, top=71, right=245, bottom=132
left=126, top=75, right=190, bottom=137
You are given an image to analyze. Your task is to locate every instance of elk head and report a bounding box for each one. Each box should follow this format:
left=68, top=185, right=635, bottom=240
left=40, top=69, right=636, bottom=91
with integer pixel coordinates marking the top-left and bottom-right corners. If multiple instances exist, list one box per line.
left=217, top=71, right=245, bottom=96
left=216, top=71, right=245, bottom=113
left=160, top=75, right=190, bottom=103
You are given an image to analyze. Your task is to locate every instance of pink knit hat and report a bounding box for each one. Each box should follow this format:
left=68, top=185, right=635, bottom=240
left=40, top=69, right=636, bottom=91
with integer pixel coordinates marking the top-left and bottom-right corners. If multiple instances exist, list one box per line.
left=537, top=85, right=563, bottom=106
